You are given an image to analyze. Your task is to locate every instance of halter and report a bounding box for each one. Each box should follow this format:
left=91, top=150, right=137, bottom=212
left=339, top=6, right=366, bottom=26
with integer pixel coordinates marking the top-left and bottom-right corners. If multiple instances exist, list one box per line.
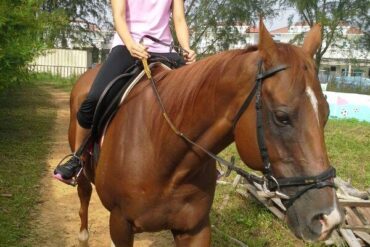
left=140, top=36, right=336, bottom=209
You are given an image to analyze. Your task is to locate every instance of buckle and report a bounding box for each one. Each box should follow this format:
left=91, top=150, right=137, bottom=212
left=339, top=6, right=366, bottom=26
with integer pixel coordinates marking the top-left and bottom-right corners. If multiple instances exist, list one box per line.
left=258, top=176, right=290, bottom=200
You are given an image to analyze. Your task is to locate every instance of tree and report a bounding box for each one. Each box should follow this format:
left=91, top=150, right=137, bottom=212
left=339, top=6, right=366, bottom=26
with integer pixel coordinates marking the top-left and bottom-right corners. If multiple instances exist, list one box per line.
left=183, top=0, right=279, bottom=55
left=352, top=1, right=370, bottom=50
left=284, top=0, right=369, bottom=68
left=41, top=0, right=279, bottom=54
left=41, top=0, right=113, bottom=48
left=0, top=0, right=65, bottom=90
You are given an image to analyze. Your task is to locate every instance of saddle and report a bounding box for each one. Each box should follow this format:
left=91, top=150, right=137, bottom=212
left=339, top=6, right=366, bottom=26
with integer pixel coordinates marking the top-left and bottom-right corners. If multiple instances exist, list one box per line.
left=91, top=56, right=181, bottom=140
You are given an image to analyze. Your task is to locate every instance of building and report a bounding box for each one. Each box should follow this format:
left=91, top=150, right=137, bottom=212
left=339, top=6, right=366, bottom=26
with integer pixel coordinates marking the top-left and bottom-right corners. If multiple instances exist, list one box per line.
left=268, top=22, right=370, bottom=80
left=54, top=19, right=114, bottom=63
left=240, top=22, right=370, bottom=81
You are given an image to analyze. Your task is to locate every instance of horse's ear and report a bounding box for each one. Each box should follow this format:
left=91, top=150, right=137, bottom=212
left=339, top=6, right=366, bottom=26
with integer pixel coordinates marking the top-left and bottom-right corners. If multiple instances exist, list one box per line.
left=302, top=24, right=322, bottom=57
left=258, top=19, right=279, bottom=65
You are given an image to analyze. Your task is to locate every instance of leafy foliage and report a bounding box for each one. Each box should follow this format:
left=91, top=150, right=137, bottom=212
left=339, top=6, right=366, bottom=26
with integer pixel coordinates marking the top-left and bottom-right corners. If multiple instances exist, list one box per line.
left=284, top=0, right=369, bottom=68
left=41, top=0, right=113, bottom=48
left=0, top=0, right=65, bottom=91
left=352, top=0, right=370, bottom=49
left=184, top=0, right=279, bottom=55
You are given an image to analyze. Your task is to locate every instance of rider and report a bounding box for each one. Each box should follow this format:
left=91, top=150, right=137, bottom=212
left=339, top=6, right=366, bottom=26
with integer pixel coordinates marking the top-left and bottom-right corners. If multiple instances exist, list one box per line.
left=53, top=0, right=196, bottom=184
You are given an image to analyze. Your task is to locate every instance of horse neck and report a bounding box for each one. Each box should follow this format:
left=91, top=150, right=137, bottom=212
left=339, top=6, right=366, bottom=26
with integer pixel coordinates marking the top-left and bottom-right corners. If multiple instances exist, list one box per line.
left=159, top=50, right=260, bottom=157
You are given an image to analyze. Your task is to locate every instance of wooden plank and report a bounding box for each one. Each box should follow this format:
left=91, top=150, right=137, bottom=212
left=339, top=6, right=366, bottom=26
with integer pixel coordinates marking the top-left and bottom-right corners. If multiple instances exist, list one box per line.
left=342, top=226, right=370, bottom=233
left=357, top=207, right=370, bottom=222
left=340, top=229, right=362, bottom=247
left=346, top=207, right=365, bottom=226
left=233, top=175, right=242, bottom=188
left=338, top=193, right=367, bottom=202
left=238, top=185, right=285, bottom=220
left=340, top=200, right=370, bottom=207
left=353, top=207, right=370, bottom=225
left=335, top=177, right=369, bottom=200
left=353, top=231, right=370, bottom=245
left=252, top=182, right=287, bottom=211
left=325, top=229, right=347, bottom=246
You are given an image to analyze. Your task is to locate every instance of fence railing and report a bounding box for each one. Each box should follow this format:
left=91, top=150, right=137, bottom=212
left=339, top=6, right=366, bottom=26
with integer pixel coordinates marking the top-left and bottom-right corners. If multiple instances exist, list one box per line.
left=29, top=64, right=89, bottom=78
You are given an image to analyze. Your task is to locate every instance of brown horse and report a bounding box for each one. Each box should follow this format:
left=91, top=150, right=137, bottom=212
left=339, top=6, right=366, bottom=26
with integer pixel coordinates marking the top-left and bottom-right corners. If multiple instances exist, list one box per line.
left=68, top=22, right=342, bottom=246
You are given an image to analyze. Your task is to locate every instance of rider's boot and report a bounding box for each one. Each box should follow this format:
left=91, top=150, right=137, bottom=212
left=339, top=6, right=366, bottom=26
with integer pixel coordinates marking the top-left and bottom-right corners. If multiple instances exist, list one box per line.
left=53, top=125, right=90, bottom=185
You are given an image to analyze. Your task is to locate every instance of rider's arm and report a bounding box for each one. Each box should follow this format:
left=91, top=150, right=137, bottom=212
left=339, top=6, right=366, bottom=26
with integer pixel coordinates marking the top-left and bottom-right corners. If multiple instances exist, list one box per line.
left=111, top=0, right=149, bottom=59
left=172, top=0, right=196, bottom=64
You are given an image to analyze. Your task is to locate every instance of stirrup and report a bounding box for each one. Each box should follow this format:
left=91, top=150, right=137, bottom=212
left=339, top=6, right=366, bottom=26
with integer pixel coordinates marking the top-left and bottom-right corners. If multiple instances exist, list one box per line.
left=53, top=154, right=83, bottom=186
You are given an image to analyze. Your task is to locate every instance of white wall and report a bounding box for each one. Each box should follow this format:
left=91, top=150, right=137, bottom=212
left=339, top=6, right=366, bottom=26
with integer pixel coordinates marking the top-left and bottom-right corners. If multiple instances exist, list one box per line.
left=30, top=49, right=92, bottom=77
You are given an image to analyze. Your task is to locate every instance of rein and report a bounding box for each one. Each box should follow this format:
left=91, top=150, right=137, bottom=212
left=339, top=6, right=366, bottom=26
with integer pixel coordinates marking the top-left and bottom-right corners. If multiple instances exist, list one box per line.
left=140, top=36, right=336, bottom=208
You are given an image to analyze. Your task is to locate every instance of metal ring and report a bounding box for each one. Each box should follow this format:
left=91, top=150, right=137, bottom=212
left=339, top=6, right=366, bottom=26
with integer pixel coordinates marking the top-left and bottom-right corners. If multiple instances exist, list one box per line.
left=266, top=175, right=280, bottom=192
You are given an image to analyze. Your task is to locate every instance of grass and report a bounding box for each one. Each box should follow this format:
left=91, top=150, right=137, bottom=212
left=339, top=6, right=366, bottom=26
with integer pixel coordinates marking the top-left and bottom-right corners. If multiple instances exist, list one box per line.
left=325, top=119, right=370, bottom=189
left=31, top=72, right=78, bottom=92
left=0, top=83, right=56, bottom=246
left=1, top=75, right=369, bottom=246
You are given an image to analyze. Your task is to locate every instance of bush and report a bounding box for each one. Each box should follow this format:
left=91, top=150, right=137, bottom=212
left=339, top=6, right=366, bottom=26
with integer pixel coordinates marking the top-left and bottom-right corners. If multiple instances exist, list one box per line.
left=0, top=0, right=66, bottom=91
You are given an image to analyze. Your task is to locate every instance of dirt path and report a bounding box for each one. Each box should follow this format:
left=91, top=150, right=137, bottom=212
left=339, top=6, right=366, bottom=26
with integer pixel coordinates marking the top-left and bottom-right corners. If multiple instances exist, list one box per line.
left=29, top=86, right=173, bottom=247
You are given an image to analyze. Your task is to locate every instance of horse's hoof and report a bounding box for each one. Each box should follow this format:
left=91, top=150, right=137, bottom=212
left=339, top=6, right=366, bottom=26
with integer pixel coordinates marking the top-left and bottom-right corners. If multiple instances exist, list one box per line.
left=78, top=229, right=89, bottom=244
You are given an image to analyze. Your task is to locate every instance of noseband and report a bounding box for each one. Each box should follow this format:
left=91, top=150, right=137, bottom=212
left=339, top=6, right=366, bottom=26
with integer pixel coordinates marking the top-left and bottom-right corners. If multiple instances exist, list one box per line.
left=140, top=35, right=336, bottom=209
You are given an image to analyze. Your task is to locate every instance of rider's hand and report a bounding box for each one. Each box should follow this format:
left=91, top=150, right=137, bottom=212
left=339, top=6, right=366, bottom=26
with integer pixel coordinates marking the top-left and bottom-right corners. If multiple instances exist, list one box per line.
left=184, top=49, right=196, bottom=64
left=127, top=42, right=150, bottom=60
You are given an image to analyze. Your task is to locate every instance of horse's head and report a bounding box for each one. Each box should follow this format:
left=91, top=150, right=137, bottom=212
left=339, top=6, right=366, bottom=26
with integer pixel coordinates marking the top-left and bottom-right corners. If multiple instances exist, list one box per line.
left=233, top=21, right=343, bottom=241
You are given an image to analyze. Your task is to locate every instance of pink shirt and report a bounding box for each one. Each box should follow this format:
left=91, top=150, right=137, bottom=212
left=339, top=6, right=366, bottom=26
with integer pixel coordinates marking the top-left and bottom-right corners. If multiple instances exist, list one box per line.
left=112, top=0, right=173, bottom=53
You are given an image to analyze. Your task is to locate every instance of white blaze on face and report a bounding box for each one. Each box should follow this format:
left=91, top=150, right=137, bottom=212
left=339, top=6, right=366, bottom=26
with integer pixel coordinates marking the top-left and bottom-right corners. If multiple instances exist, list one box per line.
left=320, top=192, right=342, bottom=237
left=305, top=87, right=319, bottom=124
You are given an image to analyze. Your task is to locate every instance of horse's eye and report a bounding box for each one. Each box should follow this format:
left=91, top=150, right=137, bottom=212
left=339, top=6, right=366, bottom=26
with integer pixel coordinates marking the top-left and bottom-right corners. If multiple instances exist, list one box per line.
left=274, top=111, right=291, bottom=126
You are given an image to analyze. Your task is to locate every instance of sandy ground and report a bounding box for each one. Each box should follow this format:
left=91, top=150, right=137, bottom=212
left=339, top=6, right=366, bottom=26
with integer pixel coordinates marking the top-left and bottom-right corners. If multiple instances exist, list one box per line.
left=28, top=86, right=173, bottom=247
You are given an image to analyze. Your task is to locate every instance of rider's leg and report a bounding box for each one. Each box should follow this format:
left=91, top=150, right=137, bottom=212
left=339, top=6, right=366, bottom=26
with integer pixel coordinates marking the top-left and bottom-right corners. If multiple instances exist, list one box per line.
left=74, top=123, right=91, bottom=152
left=54, top=45, right=136, bottom=183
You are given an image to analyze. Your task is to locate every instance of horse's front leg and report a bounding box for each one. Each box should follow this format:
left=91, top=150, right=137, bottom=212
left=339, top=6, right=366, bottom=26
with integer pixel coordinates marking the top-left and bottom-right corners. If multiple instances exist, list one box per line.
left=109, top=207, right=134, bottom=247
left=171, top=217, right=211, bottom=247
left=77, top=173, right=93, bottom=245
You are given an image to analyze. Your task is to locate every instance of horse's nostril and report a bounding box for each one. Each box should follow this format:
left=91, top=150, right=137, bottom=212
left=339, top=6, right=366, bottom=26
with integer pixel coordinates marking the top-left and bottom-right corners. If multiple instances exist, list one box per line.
left=312, top=213, right=323, bottom=222
left=309, top=213, right=324, bottom=235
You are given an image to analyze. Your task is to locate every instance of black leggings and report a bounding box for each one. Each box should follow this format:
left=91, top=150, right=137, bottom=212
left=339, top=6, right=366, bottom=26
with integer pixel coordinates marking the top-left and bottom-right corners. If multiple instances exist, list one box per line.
left=77, top=45, right=185, bottom=129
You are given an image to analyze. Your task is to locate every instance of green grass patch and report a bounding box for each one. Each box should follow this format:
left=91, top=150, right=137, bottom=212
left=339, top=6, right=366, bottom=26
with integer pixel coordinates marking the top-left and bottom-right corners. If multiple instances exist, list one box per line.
left=325, top=119, right=370, bottom=189
left=211, top=185, right=308, bottom=247
left=0, top=83, right=56, bottom=246
left=31, top=72, right=77, bottom=92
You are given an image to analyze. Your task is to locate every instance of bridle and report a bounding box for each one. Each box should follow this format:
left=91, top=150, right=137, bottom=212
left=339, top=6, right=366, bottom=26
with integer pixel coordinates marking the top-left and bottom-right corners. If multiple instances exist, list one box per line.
left=140, top=36, right=336, bottom=209
left=231, top=60, right=336, bottom=208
